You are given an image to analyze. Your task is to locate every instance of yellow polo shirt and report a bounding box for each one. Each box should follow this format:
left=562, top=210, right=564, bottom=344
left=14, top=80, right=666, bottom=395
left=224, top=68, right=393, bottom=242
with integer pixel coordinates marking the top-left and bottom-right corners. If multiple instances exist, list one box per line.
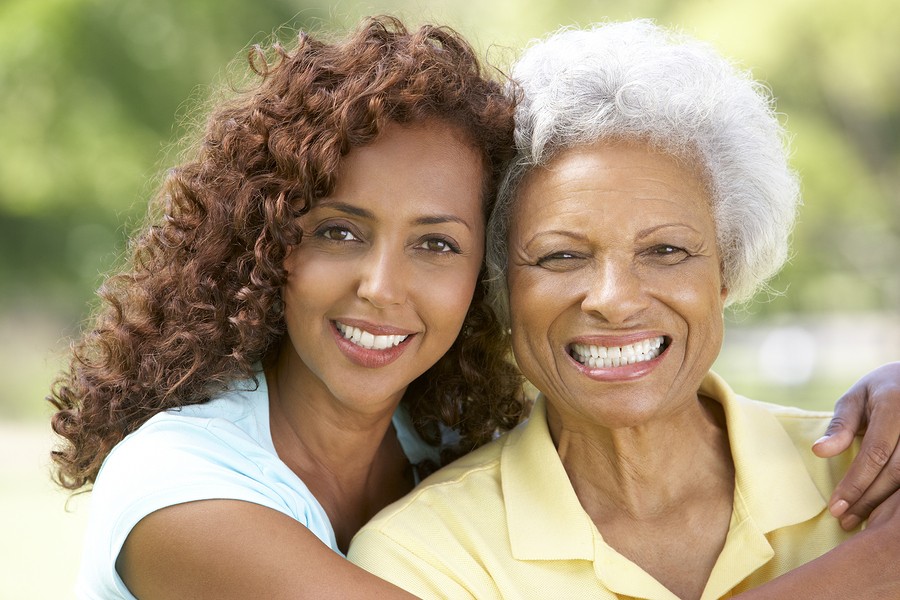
left=349, top=371, right=859, bottom=600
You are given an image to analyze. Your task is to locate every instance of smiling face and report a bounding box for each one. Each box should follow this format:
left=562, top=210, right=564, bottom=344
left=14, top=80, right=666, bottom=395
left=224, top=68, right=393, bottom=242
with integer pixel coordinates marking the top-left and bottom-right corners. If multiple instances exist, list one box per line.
left=507, top=140, right=727, bottom=429
left=278, top=119, right=485, bottom=413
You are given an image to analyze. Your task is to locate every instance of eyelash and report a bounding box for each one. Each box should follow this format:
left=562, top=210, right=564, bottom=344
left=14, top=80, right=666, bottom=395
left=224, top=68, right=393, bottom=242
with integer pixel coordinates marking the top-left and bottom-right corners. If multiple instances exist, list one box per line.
left=535, top=251, right=584, bottom=269
left=416, top=237, right=462, bottom=254
left=648, top=244, right=689, bottom=258
left=537, top=251, right=575, bottom=263
left=315, top=225, right=359, bottom=242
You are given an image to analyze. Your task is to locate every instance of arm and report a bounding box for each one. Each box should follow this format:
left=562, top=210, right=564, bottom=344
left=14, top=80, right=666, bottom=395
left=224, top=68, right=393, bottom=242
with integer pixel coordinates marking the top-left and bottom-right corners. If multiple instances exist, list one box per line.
left=733, top=487, right=900, bottom=600
left=118, top=499, right=417, bottom=600
left=812, top=362, right=900, bottom=529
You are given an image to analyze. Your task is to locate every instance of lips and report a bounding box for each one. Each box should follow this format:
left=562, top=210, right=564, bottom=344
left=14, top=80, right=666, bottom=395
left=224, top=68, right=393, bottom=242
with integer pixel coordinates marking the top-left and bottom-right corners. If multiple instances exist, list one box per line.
left=568, top=336, right=669, bottom=368
left=331, top=320, right=415, bottom=369
left=334, top=322, right=410, bottom=350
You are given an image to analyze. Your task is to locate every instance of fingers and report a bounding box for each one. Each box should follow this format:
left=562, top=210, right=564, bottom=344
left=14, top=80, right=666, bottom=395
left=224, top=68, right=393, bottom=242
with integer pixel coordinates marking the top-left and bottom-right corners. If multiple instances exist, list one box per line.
left=829, top=403, right=900, bottom=530
left=813, top=387, right=865, bottom=459
left=865, top=486, right=900, bottom=530
left=830, top=438, right=900, bottom=531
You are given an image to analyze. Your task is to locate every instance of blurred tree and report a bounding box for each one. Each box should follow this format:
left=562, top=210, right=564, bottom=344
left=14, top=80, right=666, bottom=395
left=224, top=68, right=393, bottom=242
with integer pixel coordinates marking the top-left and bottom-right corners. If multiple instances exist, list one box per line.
left=0, top=0, right=325, bottom=318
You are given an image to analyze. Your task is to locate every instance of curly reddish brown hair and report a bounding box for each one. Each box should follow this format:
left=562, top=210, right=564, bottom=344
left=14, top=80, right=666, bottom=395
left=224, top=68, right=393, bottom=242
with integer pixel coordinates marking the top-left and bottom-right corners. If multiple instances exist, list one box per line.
left=49, top=15, right=524, bottom=491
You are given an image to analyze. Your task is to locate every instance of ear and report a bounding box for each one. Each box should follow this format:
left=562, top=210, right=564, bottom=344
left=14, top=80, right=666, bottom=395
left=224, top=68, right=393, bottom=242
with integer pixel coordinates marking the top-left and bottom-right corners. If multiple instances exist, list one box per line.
left=282, top=244, right=298, bottom=275
left=720, top=286, right=729, bottom=302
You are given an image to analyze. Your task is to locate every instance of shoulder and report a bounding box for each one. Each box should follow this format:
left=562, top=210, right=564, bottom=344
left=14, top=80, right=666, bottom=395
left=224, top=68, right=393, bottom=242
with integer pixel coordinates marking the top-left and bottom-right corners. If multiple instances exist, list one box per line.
left=363, top=433, right=505, bottom=535
left=91, top=376, right=323, bottom=523
left=348, top=440, right=507, bottom=599
left=78, top=377, right=336, bottom=597
left=98, top=381, right=271, bottom=484
left=736, top=395, right=836, bottom=450
left=704, top=371, right=836, bottom=448
left=703, top=371, right=855, bottom=493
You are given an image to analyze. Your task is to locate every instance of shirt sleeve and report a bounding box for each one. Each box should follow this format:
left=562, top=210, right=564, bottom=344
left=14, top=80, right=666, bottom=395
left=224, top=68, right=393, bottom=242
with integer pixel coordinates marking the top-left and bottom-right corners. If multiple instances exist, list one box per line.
left=76, top=415, right=333, bottom=599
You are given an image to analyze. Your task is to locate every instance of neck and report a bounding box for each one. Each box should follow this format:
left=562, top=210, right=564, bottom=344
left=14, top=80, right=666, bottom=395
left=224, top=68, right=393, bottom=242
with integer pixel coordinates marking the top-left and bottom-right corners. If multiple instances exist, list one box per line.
left=548, top=394, right=735, bottom=599
left=548, top=394, right=733, bottom=519
left=264, top=355, right=413, bottom=551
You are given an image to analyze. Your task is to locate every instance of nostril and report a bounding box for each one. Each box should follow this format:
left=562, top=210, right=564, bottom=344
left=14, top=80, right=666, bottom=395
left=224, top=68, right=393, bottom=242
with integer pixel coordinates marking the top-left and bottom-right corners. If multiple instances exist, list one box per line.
left=357, top=273, right=405, bottom=307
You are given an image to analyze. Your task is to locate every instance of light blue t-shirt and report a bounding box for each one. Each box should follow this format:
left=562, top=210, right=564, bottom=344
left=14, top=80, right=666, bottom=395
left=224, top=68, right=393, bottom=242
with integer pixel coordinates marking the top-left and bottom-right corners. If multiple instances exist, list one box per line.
left=75, top=371, right=440, bottom=600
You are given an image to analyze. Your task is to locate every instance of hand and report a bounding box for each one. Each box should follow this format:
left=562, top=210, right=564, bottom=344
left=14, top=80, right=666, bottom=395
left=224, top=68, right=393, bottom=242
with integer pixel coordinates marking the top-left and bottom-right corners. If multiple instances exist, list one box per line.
left=812, top=362, right=900, bottom=530
left=866, top=485, right=900, bottom=531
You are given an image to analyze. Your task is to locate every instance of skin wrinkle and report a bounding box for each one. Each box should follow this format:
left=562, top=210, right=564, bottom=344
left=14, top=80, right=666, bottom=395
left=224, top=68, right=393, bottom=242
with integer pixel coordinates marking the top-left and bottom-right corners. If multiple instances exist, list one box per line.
left=552, top=397, right=731, bottom=520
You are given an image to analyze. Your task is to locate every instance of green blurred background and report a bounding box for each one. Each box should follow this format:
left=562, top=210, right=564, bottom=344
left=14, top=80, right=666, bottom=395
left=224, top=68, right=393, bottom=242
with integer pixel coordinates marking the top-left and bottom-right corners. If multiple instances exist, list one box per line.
left=1, top=0, right=898, bottom=597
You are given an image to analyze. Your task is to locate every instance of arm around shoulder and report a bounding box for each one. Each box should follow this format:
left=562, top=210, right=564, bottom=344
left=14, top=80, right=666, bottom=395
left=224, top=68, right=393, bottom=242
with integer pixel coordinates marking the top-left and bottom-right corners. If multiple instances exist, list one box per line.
left=734, top=487, right=900, bottom=599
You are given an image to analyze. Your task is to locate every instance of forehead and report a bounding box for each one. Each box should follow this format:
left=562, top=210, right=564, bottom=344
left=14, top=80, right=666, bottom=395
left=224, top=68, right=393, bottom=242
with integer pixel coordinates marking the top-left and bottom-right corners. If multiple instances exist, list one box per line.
left=513, top=141, right=712, bottom=229
left=325, top=119, right=486, bottom=215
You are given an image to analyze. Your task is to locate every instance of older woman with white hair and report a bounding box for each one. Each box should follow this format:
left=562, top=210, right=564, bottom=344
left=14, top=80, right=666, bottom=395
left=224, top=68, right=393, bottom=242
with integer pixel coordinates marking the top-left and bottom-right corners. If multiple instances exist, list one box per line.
left=349, top=20, right=900, bottom=599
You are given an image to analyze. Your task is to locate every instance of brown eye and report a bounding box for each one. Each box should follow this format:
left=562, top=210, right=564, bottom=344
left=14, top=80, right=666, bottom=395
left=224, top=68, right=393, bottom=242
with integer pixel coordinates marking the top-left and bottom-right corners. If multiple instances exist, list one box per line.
left=535, top=251, right=586, bottom=271
left=319, top=226, right=359, bottom=242
left=417, top=237, right=460, bottom=254
left=647, top=244, right=689, bottom=263
left=537, top=251, right=576, bottom=264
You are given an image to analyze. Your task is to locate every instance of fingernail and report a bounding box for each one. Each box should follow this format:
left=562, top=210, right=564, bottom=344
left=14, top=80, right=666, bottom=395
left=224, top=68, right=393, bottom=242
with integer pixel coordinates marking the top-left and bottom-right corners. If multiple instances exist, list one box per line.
left=830, top=499, right=849, bottom=518
left=841, top=514, right=861, bottom=531
left=813, top=436, right=829, bottom=447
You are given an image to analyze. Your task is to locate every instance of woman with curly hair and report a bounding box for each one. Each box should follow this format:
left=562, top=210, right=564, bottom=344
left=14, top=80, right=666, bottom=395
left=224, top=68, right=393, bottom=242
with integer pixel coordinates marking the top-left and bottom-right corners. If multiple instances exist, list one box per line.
left=51, top=16, right=521, bottom=598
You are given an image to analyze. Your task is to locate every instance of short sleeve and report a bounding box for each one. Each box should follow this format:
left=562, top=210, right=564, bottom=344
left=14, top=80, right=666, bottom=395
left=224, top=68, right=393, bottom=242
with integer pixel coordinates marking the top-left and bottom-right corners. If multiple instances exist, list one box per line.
left=75, top=414, right=334, bottom=599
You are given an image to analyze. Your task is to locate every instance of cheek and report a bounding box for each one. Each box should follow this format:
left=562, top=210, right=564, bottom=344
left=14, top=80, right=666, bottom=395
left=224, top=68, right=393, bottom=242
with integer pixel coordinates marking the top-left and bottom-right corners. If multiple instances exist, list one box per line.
left=423, top=260, right=482, bottom=334
left=281, top=249, right=342, bottom=315
left=658, top=260, right=724, bottom=315
left=675, top=271, right=726, bottom=362
left=507, top=270, right=557, bottom=382
left=509, top=268, right=567, bottom=330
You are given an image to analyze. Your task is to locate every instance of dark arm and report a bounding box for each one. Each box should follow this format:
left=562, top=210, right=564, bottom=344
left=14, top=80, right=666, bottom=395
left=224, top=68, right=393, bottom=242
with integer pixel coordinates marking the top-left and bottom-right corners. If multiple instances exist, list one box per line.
left=734, top=487, right=900, bottom=599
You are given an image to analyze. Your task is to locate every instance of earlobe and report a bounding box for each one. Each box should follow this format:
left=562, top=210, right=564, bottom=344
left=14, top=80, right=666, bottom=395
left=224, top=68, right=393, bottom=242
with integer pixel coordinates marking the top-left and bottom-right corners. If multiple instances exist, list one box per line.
left=720, top=286, right=728, bottom=301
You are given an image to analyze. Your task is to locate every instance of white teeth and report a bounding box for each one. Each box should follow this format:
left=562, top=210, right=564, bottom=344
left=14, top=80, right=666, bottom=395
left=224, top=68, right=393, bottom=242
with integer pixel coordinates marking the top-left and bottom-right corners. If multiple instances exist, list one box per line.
left=335, top=322, right=409, bottom=350
left=570, top=336, right=666, bottom=368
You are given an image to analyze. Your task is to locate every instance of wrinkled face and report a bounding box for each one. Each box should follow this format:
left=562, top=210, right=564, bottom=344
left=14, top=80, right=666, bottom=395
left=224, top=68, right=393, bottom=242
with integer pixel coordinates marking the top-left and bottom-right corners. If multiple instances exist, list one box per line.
left=279, top=119, right=485, bottom=412
left=507, top=140, right=727, bottom=429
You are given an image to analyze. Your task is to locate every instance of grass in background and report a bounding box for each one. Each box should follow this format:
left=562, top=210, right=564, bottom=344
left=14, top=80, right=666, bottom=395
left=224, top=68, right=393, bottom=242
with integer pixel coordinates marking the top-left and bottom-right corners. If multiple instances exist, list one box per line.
left=1, top=310, right=88, bottom=598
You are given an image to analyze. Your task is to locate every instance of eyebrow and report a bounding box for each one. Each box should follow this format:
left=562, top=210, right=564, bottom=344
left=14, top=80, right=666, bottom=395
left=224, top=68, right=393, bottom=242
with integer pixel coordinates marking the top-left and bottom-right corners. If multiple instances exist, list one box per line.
left=527, top=230, right=589, bottom=241
left=320, top=201, right=473, bottom=230
left=635, top=222, right=703, bottom=238
left=520, top=230, right=589, bottom=249
left=322, top=202, right=373, bottom=219
left=414, top=214, right=472, bottom=229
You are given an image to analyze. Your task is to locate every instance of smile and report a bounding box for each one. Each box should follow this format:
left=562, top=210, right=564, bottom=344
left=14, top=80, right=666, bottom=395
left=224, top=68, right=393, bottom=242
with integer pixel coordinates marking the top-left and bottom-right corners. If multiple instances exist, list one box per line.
left=335, top=322, right=410, bottom=350
left=569, top=336, right=668, bottom=368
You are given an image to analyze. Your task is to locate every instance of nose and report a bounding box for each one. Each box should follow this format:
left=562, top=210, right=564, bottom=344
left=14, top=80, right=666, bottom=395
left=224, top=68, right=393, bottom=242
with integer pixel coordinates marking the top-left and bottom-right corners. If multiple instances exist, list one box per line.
left=580, top=256, right=648, bottom=323
left=357, top=244, right=408, bottom=308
